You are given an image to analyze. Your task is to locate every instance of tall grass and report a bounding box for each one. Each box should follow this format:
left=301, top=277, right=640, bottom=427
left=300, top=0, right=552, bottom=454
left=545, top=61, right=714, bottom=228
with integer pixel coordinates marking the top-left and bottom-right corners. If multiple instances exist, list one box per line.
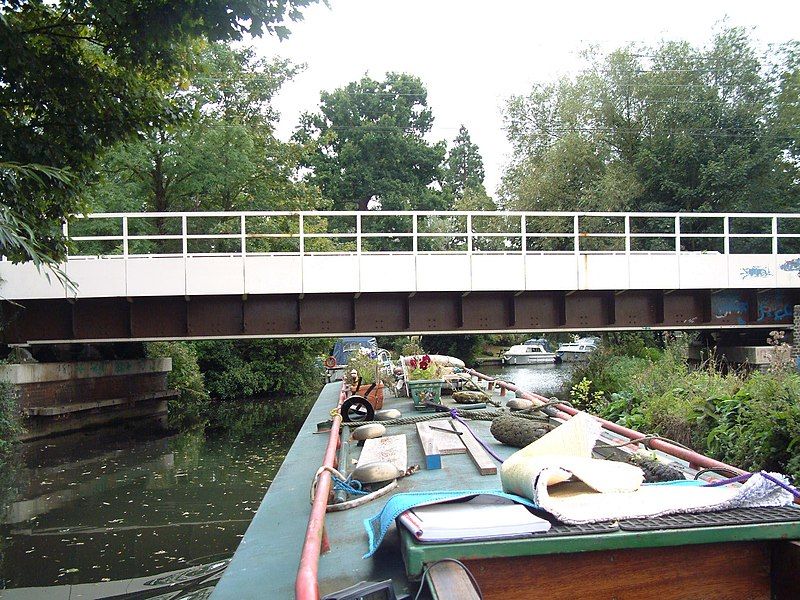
left=568, top=336, right=800, bottom=482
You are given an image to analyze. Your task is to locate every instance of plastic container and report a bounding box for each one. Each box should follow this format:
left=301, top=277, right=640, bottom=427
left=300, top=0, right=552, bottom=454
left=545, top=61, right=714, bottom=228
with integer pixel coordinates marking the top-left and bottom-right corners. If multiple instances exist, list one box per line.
left=407, top=379, right=445, bottom=412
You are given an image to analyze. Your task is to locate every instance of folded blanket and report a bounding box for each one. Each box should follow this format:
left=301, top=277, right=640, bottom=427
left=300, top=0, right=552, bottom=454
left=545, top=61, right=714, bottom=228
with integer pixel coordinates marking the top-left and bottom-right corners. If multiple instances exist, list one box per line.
left=500, top=412, right=795, bottom=524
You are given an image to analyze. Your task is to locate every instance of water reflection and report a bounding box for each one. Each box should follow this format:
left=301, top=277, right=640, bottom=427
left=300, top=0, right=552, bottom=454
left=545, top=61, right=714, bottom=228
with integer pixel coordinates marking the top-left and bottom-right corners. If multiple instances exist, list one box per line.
left=479, top=362, right=576, bottom=398
left=0, top=413, right=297, bottom=589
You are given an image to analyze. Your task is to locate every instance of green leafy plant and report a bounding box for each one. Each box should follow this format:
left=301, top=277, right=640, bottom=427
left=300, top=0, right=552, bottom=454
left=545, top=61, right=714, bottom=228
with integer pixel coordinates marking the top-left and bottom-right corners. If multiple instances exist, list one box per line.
left=569, top=377, right=607, bottom=415
left=407, top=355, right=442, bottom=381
left=347, top=350, right=382, bottom=385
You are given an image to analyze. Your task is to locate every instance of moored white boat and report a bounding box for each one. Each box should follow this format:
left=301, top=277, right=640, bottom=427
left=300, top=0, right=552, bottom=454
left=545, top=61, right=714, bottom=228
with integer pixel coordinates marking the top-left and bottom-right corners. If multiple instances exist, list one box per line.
left=555, top=336, right=599, bottom=362
left=501, top=338, right=556, bottom=365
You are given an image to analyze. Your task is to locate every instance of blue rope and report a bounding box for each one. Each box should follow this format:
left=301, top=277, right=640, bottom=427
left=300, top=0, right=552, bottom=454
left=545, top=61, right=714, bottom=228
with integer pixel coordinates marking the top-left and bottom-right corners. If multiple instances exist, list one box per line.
left=332, top=475, right=368, bottom=497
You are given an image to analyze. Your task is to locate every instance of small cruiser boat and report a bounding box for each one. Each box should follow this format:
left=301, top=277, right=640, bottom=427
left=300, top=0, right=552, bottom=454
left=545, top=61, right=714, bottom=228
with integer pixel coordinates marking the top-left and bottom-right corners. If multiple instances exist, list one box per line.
left=555, top=336, right=600, bottom=363
left=501, top=338, right=556, bottom=365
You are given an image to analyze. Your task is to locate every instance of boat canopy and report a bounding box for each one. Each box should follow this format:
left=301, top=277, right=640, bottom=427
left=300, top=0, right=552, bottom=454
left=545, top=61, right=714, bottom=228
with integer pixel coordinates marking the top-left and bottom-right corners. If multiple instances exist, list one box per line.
left=523, top=338, right=553, bottom=352
left=330, top=337, right=378, bottom=366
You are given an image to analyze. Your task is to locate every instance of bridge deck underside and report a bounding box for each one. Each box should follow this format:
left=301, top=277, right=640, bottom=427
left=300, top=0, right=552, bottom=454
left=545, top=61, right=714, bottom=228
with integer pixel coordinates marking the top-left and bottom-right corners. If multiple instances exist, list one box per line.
left=3, top=289, right=796, bottom=344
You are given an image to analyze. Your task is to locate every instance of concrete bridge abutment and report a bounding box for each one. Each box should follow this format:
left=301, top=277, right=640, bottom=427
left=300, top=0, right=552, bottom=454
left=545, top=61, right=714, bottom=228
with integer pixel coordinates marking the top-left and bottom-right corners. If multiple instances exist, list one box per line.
left=0, top=358, right=177, bottom=440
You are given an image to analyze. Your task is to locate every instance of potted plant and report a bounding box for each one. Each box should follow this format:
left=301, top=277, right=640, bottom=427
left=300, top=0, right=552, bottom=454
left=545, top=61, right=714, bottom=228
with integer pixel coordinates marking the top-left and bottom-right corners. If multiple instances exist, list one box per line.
left=405, top=354, right=445, bottom=412
left=346, top=350, right=386, bottom=409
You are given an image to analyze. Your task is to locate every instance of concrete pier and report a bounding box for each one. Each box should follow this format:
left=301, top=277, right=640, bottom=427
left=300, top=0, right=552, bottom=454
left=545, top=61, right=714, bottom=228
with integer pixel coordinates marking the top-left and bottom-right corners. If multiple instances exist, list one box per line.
left=0, top=359, right=177, bottom=439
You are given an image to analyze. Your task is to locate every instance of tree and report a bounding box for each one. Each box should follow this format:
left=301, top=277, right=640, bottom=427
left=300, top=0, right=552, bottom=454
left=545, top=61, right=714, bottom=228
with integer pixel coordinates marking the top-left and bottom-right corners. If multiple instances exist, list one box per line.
left=501, top=27, right=800, bottom=215
left=295, top=73, right=447, bottom=211
left=0, top=0, right=315, bottom=266
left=88, top=45, right=323, bottom=218
left=443, top=126, right=486, bottom=198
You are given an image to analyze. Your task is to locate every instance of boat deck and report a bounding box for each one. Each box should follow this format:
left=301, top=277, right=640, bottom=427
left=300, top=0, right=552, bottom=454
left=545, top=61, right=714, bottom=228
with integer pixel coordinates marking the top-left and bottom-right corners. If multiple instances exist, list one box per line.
left=213, top=382, right=800, bottom=599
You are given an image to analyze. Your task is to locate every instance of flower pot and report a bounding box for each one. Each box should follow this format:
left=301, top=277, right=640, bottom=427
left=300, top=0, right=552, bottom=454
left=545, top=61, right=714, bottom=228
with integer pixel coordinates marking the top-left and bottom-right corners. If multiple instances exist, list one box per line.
left=407, top=379, right=444, bottom=412
left=354, top=382, right=384, bottom=410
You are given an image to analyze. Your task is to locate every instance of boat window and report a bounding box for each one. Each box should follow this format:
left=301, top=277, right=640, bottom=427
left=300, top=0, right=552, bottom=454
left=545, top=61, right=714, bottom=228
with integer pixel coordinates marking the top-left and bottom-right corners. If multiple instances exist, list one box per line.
left=528, top=347, right=541, bottom=353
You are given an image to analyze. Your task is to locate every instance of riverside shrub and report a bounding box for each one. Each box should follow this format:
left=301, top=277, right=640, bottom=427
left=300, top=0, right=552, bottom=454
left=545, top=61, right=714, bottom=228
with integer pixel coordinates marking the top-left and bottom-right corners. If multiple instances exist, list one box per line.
left=0, top=380, right=22, bottom=458
left=568, top=338, right=800, bottom=482
left=146, top=342, right=210, bottom=430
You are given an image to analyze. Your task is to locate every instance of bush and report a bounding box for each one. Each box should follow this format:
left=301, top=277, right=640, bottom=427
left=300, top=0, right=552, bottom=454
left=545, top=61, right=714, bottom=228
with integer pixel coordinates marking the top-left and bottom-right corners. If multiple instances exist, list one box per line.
left=706, top=372, right=800, bottom=480
left=195, top=339, right=329, bottom=401
left=0, top=380, right=22, bottom=458
left=146, top=342, right=210, bottom=430
left=568, top=335, right=800, bottom=482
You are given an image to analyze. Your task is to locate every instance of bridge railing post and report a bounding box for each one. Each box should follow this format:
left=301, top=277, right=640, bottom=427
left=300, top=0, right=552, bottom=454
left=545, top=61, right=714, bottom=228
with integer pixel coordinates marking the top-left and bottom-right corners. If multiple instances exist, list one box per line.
left=674, top=215, right=681, bottom=254
left=122, top=216, right=129, bottom=259
left=772, top=216, right=779, bottom=255
left=723, top=215, right=730, bottom=255
left=356, top=213, right=362, bottom=256
left=467, top=214, right=473, bottom=254
left=573, top=214, right=580, bottom=254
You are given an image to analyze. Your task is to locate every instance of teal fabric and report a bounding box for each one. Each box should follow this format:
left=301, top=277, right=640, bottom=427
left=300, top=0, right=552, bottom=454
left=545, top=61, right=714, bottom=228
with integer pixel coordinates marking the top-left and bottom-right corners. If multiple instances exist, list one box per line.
left=363, top=490, right=538, bottom=558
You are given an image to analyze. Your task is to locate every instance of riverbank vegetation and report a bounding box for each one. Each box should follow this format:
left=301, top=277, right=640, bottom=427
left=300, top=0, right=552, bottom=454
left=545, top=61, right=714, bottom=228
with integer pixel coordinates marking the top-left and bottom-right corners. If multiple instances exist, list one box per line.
left=147, top=339, right=328, bottom=434
left=0, top=380, right=22, bottom=459
left=568, top=335, right=800, bottom=481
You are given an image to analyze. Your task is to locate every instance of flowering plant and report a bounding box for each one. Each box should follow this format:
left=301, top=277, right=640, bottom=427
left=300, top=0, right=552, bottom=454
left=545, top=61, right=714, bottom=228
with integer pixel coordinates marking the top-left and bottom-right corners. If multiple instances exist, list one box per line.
left=407, top=354, right=441, bottom=381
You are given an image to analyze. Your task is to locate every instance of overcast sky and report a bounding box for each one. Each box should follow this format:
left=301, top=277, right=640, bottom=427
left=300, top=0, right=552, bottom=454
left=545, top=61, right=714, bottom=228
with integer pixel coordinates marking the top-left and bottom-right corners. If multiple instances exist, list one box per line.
left=251, top=0, right=800, bottom=198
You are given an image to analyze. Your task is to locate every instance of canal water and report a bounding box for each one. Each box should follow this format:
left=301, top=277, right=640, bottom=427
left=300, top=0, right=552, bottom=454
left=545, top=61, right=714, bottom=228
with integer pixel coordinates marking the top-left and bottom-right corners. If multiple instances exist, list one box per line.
left=0, top=363, right=575, bottom=591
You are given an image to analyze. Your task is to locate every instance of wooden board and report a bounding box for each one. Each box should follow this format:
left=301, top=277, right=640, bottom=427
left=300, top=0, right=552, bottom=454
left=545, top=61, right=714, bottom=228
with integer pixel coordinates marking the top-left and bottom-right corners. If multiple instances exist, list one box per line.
left=428, top=561, right=481, bottom=600
left=415, top=423, right=442, bottom=470
left=356, top=434, right=407, bottom=473
left=461, top=541, right=771, bottom=600
left=425, top=419, right=467, bottom=454
left=450, top=419, right=497, bottom=475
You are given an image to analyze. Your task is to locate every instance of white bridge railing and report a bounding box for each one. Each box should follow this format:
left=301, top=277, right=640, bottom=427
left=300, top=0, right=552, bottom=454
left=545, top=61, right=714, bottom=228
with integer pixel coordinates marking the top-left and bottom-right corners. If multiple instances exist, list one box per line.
left=3, top=211, right=800, bottom=299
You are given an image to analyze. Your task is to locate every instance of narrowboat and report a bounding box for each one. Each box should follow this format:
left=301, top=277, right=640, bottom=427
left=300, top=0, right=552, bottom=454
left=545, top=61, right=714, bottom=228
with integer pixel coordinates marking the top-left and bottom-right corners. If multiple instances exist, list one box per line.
left=212, top=369, right=800, bottom=600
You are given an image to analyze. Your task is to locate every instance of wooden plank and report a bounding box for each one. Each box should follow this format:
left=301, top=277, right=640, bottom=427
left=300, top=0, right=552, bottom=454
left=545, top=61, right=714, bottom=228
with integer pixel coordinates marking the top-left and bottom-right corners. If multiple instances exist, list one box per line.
left=427, top=561, right=481, bottom=600
left=450, top=419, right=497, bottom=475
left=416, top=423, right=442, bottom=470
left=462, top=541, right=771, bottom=600
left=356, top=434, right=407, bottom=473
left=425, top=419, right=467, bottom=454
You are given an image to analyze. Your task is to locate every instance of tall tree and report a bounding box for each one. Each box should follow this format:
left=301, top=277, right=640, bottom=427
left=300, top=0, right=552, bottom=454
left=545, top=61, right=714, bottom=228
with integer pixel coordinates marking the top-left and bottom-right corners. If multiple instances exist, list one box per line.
left=501, top=27, right=800, bottom=214
left=0, top=0, right=315, bottom=266
left=443, top=125, right=486, bottom=199
left=295, top=73, right=447, bottom=211
left=443, top=125, right=496, bottom=210
left=89, top=45, right=322, bottom=217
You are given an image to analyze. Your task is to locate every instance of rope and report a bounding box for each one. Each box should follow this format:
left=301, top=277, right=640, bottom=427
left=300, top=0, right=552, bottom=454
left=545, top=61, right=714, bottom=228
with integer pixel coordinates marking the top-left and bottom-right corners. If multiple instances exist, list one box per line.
left=343, top=407, right=554, bottom=427
left=595, top=435, right=692, bottom=451
left=449, top=408, right=505, bottom=464
left=702, top=471, right=800, bottom=499
left=327, top=480, right=398, bottom=512
left=332, top=476, right=368, bottom=497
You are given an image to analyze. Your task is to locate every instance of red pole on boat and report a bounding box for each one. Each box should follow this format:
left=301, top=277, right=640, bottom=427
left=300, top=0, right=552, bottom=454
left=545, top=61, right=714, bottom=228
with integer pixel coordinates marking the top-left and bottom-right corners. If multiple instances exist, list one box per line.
left=468, top=369, right=744, bottom=475
left=295, top=382, right=347, bottom=600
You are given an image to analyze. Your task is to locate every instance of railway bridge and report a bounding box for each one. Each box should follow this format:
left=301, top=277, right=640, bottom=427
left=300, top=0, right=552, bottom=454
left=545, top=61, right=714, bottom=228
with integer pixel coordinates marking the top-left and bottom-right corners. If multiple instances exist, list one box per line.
left=2, top=210, right=800, bottom=345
